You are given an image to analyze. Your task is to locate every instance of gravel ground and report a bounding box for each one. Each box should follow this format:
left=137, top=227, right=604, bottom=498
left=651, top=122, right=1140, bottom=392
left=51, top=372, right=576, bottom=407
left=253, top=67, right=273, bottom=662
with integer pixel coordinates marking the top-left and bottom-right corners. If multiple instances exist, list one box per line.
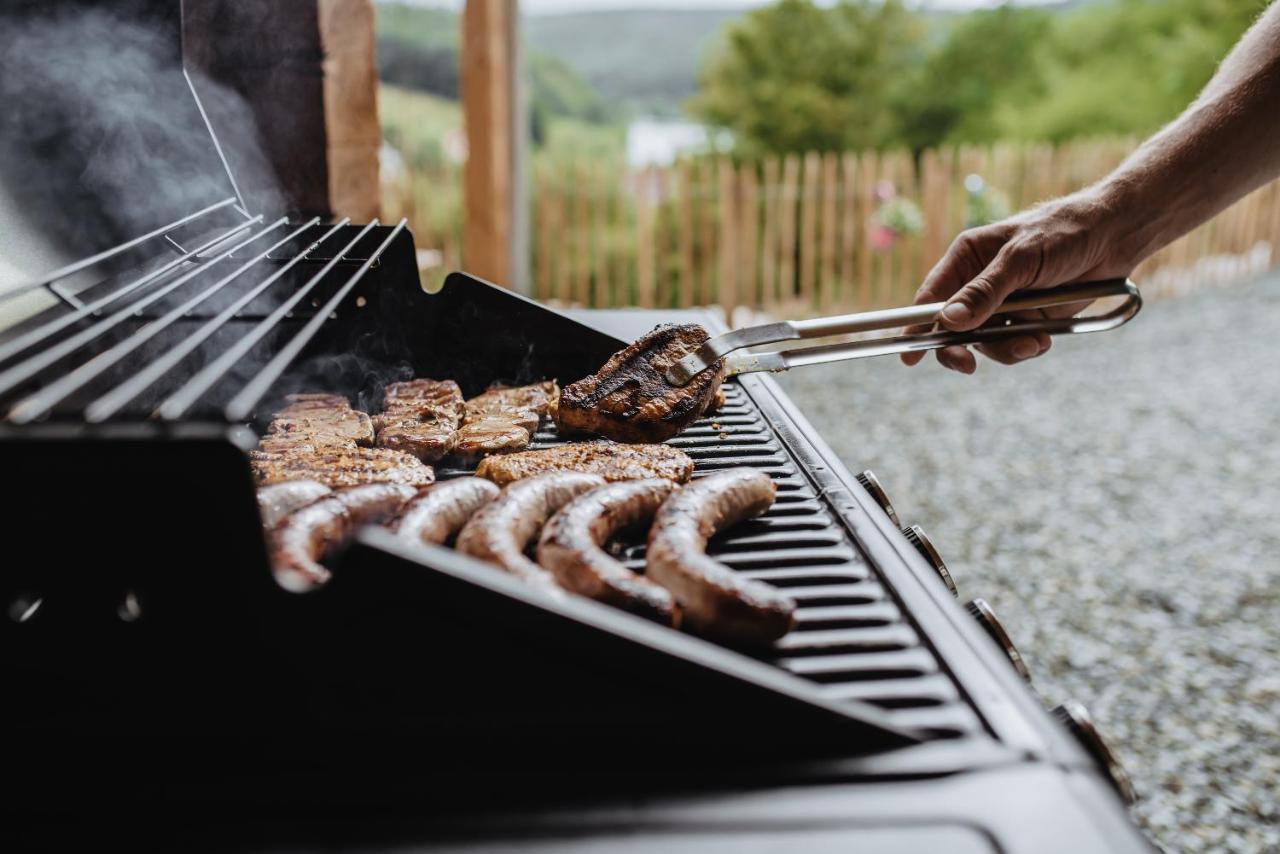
left=778, top=275, right=1280, bottom=853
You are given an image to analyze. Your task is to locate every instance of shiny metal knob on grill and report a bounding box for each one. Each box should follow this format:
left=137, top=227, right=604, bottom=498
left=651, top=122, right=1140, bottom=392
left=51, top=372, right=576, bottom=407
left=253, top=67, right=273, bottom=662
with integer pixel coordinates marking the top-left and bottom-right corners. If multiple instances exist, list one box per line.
left=965, top=597, right=1031, bottom=682
left=1053, top=701, right=1138, bottom=806
left=855, top=470, right=899, bottom=526
left=901, top=524, right=957, bottom=597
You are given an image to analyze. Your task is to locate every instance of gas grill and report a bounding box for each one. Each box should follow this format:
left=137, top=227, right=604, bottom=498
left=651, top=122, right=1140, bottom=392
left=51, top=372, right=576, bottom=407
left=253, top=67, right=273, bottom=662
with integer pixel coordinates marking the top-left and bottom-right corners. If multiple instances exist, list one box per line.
left=0, top=3, right=1154, bottom=852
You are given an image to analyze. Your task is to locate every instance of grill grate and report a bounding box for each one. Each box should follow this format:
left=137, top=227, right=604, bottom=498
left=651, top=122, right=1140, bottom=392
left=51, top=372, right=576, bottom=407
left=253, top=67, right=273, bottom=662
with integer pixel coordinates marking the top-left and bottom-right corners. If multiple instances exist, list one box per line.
left=441, top=383, right=981, bottom=740
left=0, top=219, right=406, bottom=425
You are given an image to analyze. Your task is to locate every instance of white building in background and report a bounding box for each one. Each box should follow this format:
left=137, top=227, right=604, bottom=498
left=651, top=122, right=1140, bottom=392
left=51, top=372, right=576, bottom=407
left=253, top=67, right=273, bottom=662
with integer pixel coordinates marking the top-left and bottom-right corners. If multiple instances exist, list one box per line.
left=626, top=118, right=728, bottom=167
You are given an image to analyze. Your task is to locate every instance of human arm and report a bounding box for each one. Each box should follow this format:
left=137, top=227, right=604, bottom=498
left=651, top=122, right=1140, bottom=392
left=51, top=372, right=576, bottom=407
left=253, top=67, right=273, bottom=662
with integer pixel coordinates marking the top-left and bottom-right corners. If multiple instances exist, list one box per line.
left=906, top=2, right=1280, bottom=372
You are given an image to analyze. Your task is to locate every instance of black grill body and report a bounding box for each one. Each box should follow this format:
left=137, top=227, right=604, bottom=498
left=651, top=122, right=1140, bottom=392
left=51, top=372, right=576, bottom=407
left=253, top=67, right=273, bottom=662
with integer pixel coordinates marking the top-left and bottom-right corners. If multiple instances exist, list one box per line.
left=0, top=249, right=1152, bottom=850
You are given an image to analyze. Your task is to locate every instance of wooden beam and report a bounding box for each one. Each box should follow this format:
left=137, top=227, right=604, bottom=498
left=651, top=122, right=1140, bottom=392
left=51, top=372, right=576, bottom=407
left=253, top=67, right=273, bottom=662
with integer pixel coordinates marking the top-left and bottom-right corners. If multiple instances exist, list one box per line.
left=461, top=0, right=515, bottom=287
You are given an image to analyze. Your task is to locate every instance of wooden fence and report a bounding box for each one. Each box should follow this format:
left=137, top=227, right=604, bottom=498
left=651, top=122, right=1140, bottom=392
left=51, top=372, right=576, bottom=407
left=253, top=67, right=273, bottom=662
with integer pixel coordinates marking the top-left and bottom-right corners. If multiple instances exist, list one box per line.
left=384, top=138, right=1280, bottom=315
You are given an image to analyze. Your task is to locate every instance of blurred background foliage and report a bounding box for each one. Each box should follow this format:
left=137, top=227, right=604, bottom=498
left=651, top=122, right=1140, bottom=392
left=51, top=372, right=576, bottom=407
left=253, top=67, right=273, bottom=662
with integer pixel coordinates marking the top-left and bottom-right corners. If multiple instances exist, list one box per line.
left=694, top=0, right=1269, bottom=154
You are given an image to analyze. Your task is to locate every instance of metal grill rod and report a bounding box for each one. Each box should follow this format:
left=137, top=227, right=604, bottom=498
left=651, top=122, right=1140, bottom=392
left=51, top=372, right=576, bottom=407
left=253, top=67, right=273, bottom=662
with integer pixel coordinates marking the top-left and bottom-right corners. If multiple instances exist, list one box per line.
left=157, top=221, right=380, bottom=420
left=0, top=217, right=263, bottom=368
left=0, top=197, right=240, bottom=305
left=8, top=218, right=305, bottom=424
left=0, top=220, right=286, bottom=413
left=85, top=219, right=349, bottom=422
left=225, top=219, right=407, bottom=422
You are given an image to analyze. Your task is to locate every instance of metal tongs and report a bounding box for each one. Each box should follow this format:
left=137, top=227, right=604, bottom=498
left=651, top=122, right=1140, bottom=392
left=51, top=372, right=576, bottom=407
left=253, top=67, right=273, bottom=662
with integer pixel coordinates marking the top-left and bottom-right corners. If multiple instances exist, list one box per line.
left=667, top=278, right=1143, bottom=385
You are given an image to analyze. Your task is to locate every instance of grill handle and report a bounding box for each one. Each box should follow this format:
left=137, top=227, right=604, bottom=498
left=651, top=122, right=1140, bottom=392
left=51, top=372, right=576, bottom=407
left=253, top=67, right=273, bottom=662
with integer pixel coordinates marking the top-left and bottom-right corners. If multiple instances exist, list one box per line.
left=666, top=279, right=1142, bottom=383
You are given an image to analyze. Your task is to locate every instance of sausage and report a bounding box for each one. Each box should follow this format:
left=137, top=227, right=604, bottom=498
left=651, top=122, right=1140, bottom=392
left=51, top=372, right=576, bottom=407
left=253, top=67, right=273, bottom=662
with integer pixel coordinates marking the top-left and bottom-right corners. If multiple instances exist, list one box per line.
left=393, top=477, right=500, bottom=546
left=646, top=468, right=795, bottom=646
left=268, top=483, right=417, bottom=591
left=537, top=479, right=679, bottom=625
left=455, top=471, right=606, bottom=585
left=257, top=480, right=331, bottom=528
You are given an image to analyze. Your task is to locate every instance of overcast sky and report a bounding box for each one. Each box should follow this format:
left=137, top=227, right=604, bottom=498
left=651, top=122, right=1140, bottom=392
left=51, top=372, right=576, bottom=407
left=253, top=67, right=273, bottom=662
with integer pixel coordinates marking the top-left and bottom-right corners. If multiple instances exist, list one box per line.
left=392, top=0, right=1065, bottom=15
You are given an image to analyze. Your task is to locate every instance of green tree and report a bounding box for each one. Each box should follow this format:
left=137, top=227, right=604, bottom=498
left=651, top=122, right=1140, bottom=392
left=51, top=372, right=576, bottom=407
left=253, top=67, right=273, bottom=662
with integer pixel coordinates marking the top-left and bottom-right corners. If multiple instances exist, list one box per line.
left=689, top=0, right=924, bottom=154
left=895, top=5, right=1052, bottom=150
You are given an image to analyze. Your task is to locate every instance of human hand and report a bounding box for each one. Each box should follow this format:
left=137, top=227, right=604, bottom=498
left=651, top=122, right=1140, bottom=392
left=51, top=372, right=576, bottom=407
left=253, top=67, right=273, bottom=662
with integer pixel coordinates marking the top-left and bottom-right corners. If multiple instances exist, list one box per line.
left=902, top=191, right=1136, bottom=373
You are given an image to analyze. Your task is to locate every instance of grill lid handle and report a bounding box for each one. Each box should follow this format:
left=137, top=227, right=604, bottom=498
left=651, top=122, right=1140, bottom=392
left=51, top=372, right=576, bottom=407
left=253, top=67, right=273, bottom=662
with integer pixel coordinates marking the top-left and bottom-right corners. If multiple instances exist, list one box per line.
left=666, top=278, right=1142, bottom=384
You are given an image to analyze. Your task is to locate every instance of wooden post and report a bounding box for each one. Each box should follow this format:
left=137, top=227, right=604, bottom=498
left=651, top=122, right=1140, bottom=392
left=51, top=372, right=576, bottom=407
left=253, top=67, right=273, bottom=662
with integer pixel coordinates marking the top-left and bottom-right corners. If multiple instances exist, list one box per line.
left=461, top=0, right=516, bottom=287
left=678, top=159, right=695, bottom=308
left=739, top=163, right=759, bottom=312
left=798, top=151, right=821, bottom=307
left=819, top=152, right=839, bottom=309
left=779, top=154, right=800, bottom=304
left=636, top=167, right=655, bottom=308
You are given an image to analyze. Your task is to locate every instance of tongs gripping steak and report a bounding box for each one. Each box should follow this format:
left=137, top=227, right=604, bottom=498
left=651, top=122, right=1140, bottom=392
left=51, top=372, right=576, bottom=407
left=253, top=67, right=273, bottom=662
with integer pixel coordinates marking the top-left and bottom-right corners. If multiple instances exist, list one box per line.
left=555, top=324, right=725, bottom=444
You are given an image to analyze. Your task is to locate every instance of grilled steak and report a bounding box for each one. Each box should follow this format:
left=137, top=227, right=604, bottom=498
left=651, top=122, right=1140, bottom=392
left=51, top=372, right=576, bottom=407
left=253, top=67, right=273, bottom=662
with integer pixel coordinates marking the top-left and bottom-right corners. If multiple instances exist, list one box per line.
left=465, top=380, right=558, bottom=422
left=268, top=483, right=417, bottom=591
left=373, top=379, right=464, bottom=462
left=451, top=381, right=559, bottom=462
left=257, top=480, right=332, bottom=528
left=555, top=324, right=725, bottom=443
left=537, top=479, right=679, bottom=625
left=453, top=419, right=531, bottom=462
left=251, top=446, right=435, bottom=489
left=266, top=393, right=375, bottom=447
left=456, top=471, right=605, bottom=586
left=475, top=442, right=694, bottom=486
left=394, top=477, right=500, bottom=546
left=646, top=468, right=795, bottom=646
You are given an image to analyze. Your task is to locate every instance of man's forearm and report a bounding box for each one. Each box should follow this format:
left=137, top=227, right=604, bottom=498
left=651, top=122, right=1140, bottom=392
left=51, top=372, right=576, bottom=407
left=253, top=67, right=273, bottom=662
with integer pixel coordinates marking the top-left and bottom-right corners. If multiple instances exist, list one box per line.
left=1093, top=2, right=1280, bottom=267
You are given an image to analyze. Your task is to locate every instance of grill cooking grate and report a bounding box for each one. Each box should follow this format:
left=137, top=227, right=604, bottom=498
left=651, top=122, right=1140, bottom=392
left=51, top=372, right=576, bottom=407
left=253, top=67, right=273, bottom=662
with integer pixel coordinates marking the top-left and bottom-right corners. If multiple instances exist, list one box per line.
left=442, top=383, right=981, bottom=739
left=0, top=218, right=406, bottom=425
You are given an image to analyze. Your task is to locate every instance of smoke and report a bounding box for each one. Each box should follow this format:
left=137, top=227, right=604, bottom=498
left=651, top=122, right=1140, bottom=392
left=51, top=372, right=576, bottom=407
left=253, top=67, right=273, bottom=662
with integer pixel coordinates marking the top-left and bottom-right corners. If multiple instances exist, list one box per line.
left=0, top=2, right=284, bottom=293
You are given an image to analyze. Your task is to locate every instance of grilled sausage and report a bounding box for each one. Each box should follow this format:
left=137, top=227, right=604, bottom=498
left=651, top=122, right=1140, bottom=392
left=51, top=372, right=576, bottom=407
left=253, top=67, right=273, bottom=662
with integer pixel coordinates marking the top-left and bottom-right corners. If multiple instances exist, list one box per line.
left=393, top=477, right=500, bottom=546
left=268, top=483, right=417, bottom=591
left=537, top=479, right=679, bottom=625
left=646, top=468, right=795, bottom=646
left=456, top=471, right=606, bottom=586
left=257, top=480, right=331, bottom=528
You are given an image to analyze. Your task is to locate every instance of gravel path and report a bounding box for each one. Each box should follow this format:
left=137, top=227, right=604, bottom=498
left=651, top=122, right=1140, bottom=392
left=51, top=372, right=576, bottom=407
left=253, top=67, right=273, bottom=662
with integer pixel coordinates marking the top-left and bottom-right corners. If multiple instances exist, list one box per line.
left=778, top=275, right=1280, bottom=853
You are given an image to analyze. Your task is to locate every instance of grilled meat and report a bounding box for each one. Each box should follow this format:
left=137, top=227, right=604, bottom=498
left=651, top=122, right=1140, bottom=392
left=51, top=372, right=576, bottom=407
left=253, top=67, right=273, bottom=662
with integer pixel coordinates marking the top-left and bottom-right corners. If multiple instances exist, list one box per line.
left=555, top=324, right=725, bottom=443
left=537, top=479, right=679, bottom=625
left=393, top=477, right=500, bottom=546
left=475, top=442, right=694, bottom=487
left=646, top=468, right=795, bottom=646
left=456, top=471, right=605, bottom=585
left=453, top=419, right=531, bottom=462
left=251, top=446, right=435, bottom=489
left=373, top=379, right=465, bottom=462
left=451, top=381, right=559, bottom=462
left=465, top=380, right=558, bottom=422
left=257, top=480, right=332, bottom=528
left=268, top=483, right=417, bottom=591
left=266, top=393, right=374, bottom=447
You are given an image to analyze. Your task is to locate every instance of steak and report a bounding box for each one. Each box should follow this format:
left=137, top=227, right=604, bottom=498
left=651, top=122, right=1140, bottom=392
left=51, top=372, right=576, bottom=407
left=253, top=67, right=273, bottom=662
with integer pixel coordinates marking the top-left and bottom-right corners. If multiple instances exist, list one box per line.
left=452, top=381, right=559, bottom=462
left=266, top=393, right=375, bottom=447
left=373, top=379, right=465, bottom=462
left=475, top=441, right=694, bottom=487
left=251, top=446, right=435, bottom=489
left=555, top=324, right=724, bottom=443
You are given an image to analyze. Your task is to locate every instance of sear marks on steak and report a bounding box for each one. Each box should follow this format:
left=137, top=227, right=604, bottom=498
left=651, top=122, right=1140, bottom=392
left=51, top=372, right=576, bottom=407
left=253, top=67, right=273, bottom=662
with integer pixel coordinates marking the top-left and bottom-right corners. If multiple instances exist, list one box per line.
left=393, top=477, right=500, bottom=546
left=266, top=393, right=375, bottom=447
left=373, top=379, right=465, bottom=462
left=646, top=468, right=795, bottom=647
left=269, top=483, right=417, bottom=591
left=537, top=479, right=679, bottom=625
left=452, top=380, right=560, bottom=462
left=251, top=446, right=435, bottom=489
left=453, top=418, right=531, bottom=462
left=555, top=324, right=724, bottom=443
left=475, top=441, right=694, bottom=487
left=257, top=480, right=332, bottom=528
left=456, top=471, right=605, bottom=586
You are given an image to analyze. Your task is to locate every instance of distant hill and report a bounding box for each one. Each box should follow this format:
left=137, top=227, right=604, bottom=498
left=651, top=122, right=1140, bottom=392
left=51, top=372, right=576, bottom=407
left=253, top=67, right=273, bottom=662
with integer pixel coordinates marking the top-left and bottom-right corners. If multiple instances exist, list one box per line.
left=524, top=9, right=746, bottom=117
